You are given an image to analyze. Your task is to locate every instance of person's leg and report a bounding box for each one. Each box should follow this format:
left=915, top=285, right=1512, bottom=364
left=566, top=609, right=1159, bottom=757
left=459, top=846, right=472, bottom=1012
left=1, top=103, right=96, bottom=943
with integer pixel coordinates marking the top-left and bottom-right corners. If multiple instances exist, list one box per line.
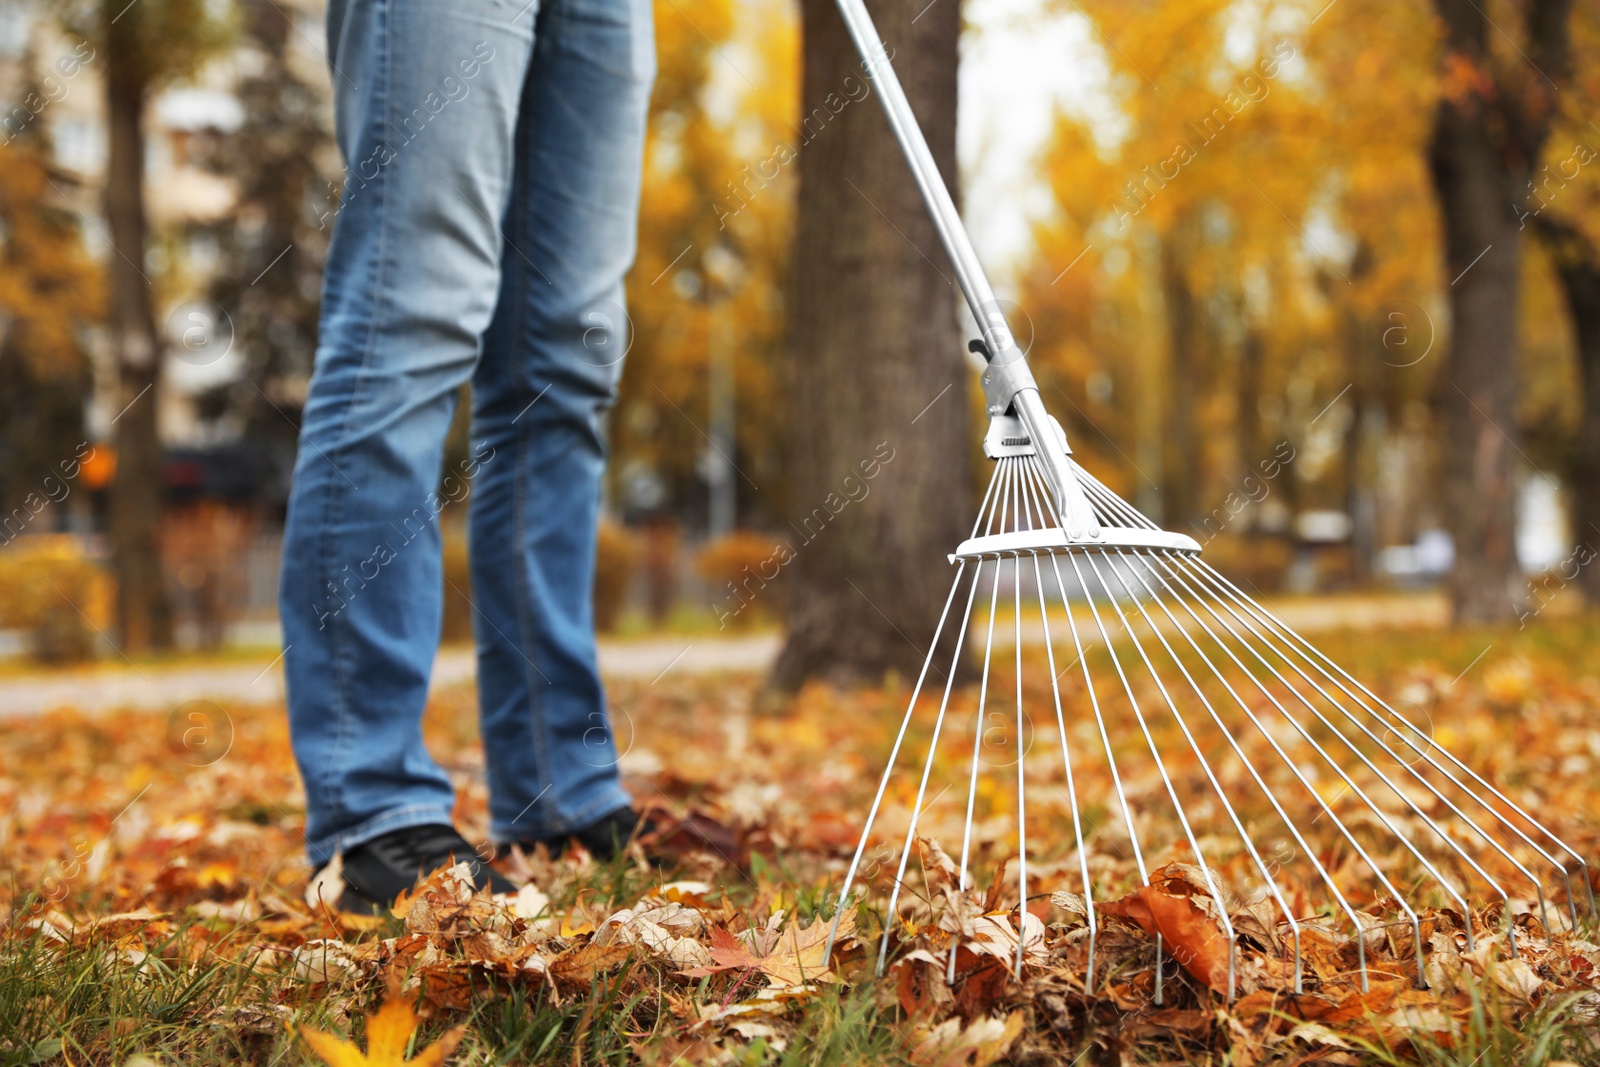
left=280, top=0, right=539, bottom=867
left=467, top=0, right=655, bottom=845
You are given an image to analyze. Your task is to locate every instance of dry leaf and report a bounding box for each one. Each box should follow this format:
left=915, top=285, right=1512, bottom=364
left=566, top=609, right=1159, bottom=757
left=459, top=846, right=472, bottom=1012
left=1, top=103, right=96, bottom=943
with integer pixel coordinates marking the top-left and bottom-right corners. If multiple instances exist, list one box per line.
left=548, top=941, right=634, bottom=987
left=1098, top=879, right=1235, bottom=993
left=910, top=1011, right=1024, bottom=1067
left=298, top=988, right=466, bottom=1066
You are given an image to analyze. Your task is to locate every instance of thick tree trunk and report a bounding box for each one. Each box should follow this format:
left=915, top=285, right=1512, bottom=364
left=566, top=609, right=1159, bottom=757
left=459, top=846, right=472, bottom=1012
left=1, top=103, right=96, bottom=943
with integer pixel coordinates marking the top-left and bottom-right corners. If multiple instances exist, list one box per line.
left=105, top=11, right=172, bottom=652
left=768, top=0, right=971, bottom=691
left=1426, top=0, right=1571, bottom=624
left=1535, top=217, right=1600, bottom=603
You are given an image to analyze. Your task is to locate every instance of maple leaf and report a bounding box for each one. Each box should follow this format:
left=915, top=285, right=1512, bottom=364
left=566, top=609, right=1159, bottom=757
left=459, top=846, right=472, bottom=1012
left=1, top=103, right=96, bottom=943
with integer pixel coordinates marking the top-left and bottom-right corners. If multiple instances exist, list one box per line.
left=297, top=988, right=466, bottom=1067
left=684, top=912, right=853, bottom=988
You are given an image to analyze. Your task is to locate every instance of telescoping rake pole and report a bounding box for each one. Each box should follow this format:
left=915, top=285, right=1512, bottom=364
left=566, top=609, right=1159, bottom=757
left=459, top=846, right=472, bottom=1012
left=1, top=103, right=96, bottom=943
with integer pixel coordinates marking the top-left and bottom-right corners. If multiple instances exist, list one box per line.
left=821, top=0, right=1595, bottom=995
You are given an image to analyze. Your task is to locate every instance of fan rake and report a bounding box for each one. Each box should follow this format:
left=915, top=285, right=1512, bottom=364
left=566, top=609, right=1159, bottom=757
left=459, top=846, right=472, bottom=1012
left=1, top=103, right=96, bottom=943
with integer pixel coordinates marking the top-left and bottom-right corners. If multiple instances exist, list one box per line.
left=821, top=415, right=1594, bottom=997
left=821, top=0, right=1593, bottom=999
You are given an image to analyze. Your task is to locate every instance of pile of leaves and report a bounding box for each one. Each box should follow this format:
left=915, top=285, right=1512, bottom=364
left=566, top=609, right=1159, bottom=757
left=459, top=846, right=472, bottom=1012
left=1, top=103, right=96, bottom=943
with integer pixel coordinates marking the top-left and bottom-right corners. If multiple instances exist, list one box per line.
left=3, top=618, right=1600, bottom=1065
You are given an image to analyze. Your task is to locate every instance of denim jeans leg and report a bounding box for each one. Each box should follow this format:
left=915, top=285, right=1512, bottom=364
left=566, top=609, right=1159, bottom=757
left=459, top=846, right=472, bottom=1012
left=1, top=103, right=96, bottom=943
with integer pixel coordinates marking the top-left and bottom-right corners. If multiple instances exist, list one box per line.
left=281, top=0, right=540, bottom=866
left=468, top=0, right=655, bottom=844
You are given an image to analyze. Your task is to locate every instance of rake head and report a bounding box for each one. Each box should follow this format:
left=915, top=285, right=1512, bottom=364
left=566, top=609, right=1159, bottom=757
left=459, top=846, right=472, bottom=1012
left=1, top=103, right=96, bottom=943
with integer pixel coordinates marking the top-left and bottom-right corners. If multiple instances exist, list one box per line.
left=825, top=413, right=1594, bottom=999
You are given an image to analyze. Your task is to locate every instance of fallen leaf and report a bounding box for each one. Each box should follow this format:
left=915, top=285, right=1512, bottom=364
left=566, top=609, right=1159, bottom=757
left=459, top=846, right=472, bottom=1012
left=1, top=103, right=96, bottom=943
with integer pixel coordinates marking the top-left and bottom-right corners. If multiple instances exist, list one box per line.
left=298, top=988, right=466, bottom=1066
left=910, top=1010, right=1024, bottom=1067
left=548, top=941, right=633, bottom=988
left=1098, top=879, right=1235, bottom=993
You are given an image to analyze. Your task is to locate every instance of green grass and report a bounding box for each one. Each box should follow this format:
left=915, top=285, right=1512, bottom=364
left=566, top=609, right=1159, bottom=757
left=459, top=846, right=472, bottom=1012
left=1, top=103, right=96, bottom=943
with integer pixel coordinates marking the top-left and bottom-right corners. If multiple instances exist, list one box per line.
left=0, top=902, right=917, bottom=1067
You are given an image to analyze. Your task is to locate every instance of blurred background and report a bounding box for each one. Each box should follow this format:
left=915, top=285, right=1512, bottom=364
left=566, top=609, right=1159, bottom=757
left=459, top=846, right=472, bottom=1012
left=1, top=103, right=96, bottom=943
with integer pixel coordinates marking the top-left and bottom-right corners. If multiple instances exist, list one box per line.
left=0, top=0, right=1596, bottom=671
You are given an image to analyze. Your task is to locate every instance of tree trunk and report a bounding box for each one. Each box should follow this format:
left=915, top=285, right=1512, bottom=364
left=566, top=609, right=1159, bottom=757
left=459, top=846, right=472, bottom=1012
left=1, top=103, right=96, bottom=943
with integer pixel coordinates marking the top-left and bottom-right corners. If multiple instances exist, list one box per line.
left=768, top=0, right=971, bottom=692
left=1160, top=229, right=1202, bottom=531
left=105, top=9, right=172, bottom=652
left=1535, top=216, right=1600, bottom=603
left=1426, top=0, right=1571, bottom=624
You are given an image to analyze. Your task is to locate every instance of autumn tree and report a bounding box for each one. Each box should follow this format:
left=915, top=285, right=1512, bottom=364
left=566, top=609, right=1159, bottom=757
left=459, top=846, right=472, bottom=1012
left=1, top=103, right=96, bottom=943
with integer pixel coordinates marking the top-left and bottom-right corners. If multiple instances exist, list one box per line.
left=192, top=0, right=333, bottom=481
left=1427, top=0, right=1573, bottom=622
left=0, top=97, right=101, bottom=521
left=768, top=0, right=972, bottom=690
left=1524, top=1, right=1600, bottom=603
left=60, top=0, right=229, bottom=651
left=614, top=0, right=794, bottom=526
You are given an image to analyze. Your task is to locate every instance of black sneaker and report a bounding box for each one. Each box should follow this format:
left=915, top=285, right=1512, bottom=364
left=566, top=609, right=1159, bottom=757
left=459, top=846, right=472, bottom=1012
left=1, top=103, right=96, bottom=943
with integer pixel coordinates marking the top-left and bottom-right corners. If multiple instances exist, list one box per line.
left=514, top=806, right=738, bottom=864
left=311, top=823, right=518, bottom=915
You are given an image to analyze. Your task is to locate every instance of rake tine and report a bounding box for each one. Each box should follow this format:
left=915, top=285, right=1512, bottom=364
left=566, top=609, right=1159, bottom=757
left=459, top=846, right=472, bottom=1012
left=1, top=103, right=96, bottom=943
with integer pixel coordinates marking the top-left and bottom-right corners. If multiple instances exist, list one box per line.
left=1017, top=462, right=1100, bottom=992
left=1098, top=547, right=1307, bottom=994
left=950, top=465, right=1013, bottom=982
left=1126, top=548, right=1427, bottom=990
left=1169, top=559, right=1546, bottom=937
left=825, top=451, right=1015, bottom=970
left=1194, top=561, right=1595, bottom=931
left=1073, top=547, right=1239, bottom=1000
left=823, top=558, right=968, bottom=968
left=1157, top=555, right=1492, bottom=952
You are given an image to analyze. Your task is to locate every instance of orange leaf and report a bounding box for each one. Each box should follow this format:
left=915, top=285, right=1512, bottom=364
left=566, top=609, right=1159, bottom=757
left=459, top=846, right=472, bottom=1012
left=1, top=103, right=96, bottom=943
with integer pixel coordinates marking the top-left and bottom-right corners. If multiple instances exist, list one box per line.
left=297, top=991, right=466, bottom=1067
left=1098, top=884, right=1233, bottom=993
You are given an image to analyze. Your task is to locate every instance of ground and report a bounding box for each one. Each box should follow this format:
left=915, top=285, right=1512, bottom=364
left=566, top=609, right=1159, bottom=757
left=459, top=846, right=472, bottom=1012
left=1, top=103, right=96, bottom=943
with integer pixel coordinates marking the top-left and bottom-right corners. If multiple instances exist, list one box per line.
left=2, top=607, right=1599, bottom=1066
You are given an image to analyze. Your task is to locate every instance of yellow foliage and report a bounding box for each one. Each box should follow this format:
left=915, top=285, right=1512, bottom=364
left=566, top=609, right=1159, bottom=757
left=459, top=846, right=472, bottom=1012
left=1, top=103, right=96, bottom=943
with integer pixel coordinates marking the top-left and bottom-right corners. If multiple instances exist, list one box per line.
left=0, top=535, right=108, bottom=663
left=615, top=0, right=797, bottom=518
left=298, top=988, right=466, bottom=1067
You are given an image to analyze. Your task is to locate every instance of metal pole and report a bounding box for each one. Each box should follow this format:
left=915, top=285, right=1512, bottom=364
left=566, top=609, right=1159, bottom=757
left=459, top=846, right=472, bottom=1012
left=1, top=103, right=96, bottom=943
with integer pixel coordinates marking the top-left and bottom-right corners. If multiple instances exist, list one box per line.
left=831, top=0, right=1099, bottom=535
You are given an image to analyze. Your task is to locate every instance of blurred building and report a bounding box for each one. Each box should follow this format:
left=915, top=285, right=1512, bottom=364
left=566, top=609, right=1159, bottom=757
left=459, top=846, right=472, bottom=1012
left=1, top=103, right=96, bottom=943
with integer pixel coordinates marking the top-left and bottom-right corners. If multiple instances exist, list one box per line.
left=0, top=0, right=325, bottom=456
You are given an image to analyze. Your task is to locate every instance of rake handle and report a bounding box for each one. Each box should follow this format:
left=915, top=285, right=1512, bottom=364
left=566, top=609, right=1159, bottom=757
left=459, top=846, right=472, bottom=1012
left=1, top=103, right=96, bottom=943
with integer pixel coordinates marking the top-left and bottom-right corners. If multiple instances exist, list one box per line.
left=832, top=0, right=1100, bottom=535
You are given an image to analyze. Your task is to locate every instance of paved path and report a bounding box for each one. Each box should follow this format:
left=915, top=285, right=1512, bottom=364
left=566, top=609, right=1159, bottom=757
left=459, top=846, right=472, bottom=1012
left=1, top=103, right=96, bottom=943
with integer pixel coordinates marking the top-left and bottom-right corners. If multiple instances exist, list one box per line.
left=0, top=634, right=783, bottom=718
left=0, top=592, right=1448, bottom=719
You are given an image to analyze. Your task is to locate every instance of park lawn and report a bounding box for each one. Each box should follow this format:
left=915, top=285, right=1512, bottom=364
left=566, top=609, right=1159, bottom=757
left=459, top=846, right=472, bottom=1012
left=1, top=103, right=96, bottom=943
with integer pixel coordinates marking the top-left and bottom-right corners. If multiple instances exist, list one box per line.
left=2, top=614, right=1599, bottom=1065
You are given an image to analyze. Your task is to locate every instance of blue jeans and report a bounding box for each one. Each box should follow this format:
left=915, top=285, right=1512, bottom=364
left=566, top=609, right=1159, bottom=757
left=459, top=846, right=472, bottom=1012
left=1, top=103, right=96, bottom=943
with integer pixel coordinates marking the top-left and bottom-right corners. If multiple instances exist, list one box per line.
left=280, top=0, right=654, bottom=866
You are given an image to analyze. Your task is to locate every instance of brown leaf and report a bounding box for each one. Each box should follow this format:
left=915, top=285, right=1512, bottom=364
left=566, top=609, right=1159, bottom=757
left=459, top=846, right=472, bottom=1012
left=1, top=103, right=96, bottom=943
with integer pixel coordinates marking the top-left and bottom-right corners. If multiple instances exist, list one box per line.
left=1098, top=883, right=1234, bottom=993
left=548, top=941, right=633, bottom=988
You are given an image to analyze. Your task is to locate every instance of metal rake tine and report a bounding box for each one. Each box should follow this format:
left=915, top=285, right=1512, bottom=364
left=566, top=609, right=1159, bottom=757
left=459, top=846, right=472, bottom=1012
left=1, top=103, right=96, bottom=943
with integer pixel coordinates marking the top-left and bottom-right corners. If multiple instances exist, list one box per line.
left=1157, top=553, right=1494, bottom=952
left=867, top=458, right=1009, bottom=975
left=1098, top=548, right=1308, bottom=994
left=950, top=463, right=1014, bottom=982
left=823, top=557, right=969, bottom=967
left=1192, top=559, right=1595, bottom=929
left=823, top=438, right=1004, bottom=971
left=1109, top=547, right=1411, bottom=991
left=1171, top=556, right=1555, bottom=943
left=1044, top=540, right=1150, bottom=886
left=1016, top=459, right=1102, bottom=992
left=1012, top=468, right=1038, bottom=979
left=1072, top=547, right=1239, bottom=1000
left=1042, top=462, right=1410, bottom=990
left=1126, top=548, right=1432, bottom=988
left=876, top=556, right=988, bottom=976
